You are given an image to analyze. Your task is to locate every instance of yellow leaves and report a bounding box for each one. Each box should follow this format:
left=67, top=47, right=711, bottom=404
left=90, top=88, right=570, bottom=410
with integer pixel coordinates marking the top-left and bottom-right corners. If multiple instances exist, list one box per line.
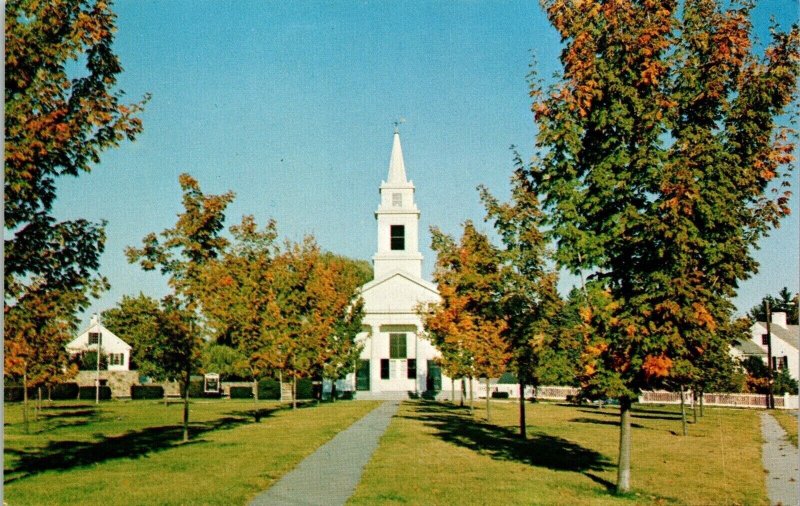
left=579, top=305, right=593, bottom=323
left=642, top=354, right=672, bottom=378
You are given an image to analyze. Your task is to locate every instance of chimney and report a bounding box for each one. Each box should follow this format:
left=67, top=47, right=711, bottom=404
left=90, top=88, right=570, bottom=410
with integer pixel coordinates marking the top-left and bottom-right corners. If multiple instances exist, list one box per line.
left=90, top=314, right=99, bottom=326
left=771, top=312, right=787, bottom=328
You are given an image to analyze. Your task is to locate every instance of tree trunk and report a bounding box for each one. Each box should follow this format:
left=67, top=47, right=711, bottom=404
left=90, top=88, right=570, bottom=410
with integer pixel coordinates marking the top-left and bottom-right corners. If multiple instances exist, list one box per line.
left=36, top=386, right=42, bottom=421
left=292, top=376, right=297, bottom=410
left=279, top=371, right=284, bottom=404
left=485, top=378, right=491, bottom=423
left=616, top=397, right=632, bottom=494
left=460, top=378, right=466, bottom=407
left=680, top=385, right=687, bottom=436
left=23, top=369, right=29, bottom=434
left=519, top=382, right=527, bottom=440
left=253, top=378, right=259, bottom=402
left=699, top=391, right=704, bottom=417
left=182, top=366, right=190, bottom=443
left=331, top=381, right=337, bottom=402
left=469, top=377, right=474, bottom=414
left=692, top=389, right=697, bottom=424
left=451, top=377, right=455, bottom=403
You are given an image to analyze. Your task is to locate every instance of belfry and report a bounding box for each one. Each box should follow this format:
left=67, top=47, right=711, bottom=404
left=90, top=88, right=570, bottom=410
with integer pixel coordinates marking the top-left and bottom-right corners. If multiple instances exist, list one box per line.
left=349, top=131, right=445, bottom=399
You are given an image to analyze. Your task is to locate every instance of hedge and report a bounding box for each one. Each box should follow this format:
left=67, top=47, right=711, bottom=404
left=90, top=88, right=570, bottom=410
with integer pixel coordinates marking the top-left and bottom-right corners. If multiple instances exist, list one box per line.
left=257, top=380, right=281, bottom=400
left=131, top=385, right=164, bottom=400
left=491, top=391, right=510, bottom=399
left=4, top=386, right=34, bottom=402
left=50, top=382, right=79, bottom=400
left=296, top=378, right=313, bottom=399
left=179, top=380, right=205, bottom=398
left=78, top=386, right=112, bottom=400
left=229, top=386, right=254, bottom=399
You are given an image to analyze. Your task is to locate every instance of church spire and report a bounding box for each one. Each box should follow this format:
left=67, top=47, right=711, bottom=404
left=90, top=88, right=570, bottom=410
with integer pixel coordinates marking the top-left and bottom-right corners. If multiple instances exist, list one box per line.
left=387, top=131, right=407, bottom=184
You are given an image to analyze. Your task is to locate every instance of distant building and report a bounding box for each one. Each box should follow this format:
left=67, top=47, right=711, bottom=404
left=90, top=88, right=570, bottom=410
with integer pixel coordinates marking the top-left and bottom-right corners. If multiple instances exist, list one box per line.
left=349, top=131, right=445, bottom=399
left=66, top=314, right=132, bottom=371
left=734, top=312, right=798, bottom=381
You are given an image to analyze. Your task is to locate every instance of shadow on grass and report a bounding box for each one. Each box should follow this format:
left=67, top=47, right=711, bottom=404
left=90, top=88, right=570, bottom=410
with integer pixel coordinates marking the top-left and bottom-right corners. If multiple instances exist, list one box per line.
left=570, top=417, right=645, bottom=429
left=4, top=410, right=271, bottom=484
left=576, top=408, right=681, bottom=421
left=35, top=409, right=102, bottom=433
left=406, top=401, right=612, bottom=477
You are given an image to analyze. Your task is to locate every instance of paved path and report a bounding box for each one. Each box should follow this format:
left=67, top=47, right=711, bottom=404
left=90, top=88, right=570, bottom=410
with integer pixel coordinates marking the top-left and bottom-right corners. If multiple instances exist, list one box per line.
left=249, top=401, right=399, bottom=506
left=761, top=412, right=799, bottom=506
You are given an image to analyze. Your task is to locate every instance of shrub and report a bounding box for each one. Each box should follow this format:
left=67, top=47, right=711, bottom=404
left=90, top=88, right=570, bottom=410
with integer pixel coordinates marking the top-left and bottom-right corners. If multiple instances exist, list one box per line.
left=339, top=390, right=355, bottom=400
left=78, top=386, right=112, bottom=400
left=131, top=385, right=164, bottom=400
left=50, top=382, right=79, bottom=400
left=491, top=391, right=510, bottom=399
left=296, top=378, right=314, bottom=400
left=229, top=386, right=254, bottom=399
left=257, top=380, right=281, bottom=400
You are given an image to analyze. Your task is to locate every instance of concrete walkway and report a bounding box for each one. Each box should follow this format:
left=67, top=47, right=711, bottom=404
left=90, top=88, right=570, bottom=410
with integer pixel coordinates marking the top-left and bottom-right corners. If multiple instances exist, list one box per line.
left=249, top=401, right=399, bottom=506
left=761, top=412, right=799, bottom=506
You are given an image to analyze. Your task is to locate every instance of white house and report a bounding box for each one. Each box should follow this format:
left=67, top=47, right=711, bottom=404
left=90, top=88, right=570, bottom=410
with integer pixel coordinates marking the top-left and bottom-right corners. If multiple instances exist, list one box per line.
left=744, top=312, right=798, bottom=381
left=66, top=314, right=132, bottom=371
left=346, top=131, right=446, bottom=399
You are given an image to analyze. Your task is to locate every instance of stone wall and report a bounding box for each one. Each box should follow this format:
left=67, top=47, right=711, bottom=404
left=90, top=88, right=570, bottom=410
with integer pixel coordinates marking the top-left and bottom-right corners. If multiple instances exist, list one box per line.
left=74, top=370, right=140, bottom=398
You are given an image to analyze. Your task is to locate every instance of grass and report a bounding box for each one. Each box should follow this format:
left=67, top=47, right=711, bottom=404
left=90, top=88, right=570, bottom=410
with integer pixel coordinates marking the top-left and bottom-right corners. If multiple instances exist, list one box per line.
left=4, top=398, right=379, bottom=505
left=772, top=409, right=798, bottom=446
left=349, top=400, right=767, bottom=505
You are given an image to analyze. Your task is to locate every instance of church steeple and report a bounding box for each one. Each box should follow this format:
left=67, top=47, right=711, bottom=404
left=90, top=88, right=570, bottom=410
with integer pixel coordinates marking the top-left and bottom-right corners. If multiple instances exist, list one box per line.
left=387, top=131, right=408, bottom=184
left=373, top=131, right=423, bottom=279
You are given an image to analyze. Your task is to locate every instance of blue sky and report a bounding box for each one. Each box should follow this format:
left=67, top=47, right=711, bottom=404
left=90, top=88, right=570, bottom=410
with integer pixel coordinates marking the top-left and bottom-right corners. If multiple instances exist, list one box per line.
left=52, top=0, right=799, bottom=324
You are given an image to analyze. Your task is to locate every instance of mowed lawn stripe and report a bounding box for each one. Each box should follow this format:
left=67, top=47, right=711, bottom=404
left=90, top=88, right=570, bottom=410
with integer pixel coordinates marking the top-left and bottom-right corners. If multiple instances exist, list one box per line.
left=4, top=400, right=379, bottom=506
left=349, top=400, right=766, bottom=506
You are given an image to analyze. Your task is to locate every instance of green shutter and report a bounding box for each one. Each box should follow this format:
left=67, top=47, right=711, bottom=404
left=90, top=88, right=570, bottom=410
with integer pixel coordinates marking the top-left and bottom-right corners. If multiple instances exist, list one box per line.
left=356, top=360, right=370, bottom=391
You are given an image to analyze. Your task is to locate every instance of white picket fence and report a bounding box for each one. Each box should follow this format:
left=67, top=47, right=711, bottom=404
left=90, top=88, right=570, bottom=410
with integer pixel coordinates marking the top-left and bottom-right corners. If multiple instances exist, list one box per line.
left=475, top=383, right=798, bottom=410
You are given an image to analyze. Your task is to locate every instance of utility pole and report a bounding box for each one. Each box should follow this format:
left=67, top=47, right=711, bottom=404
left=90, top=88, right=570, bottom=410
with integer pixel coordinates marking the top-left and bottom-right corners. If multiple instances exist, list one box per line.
left=765, top=300, right=774, bottom=410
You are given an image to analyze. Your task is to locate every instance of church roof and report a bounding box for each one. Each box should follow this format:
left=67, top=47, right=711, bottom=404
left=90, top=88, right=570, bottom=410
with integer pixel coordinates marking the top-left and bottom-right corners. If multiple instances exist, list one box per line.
left=359, top=268, right=439, bottom=297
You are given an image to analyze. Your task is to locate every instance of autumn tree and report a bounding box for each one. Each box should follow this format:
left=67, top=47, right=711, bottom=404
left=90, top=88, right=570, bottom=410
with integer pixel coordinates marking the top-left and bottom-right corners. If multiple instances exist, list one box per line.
left=199, top=215, right=279, bottom=399
left=423, top=222, right=510, bottom=421
left=5, top=0, right=147, bottom=431
left=480, top=162, right=562, bottom=437
left=127, top=174, right=234, bottom=441
left=532, top=0, right=798, bottom=493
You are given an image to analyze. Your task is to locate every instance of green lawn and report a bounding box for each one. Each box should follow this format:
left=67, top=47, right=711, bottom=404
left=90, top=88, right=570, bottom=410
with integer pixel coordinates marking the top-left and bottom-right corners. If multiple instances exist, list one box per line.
left=349, top=400, right=767, bottom=505
left=772, top=410, right=798, bottom=447
left=5, top=399, right=378, bottom=506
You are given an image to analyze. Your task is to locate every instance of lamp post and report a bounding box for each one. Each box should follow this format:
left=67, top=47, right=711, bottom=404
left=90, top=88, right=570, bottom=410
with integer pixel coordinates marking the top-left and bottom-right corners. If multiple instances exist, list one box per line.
left=96, top=313, right=102, bottom=405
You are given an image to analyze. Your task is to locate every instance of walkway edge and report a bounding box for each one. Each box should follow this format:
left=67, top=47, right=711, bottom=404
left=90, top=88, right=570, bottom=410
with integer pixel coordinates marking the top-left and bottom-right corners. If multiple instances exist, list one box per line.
left=249, top=401, right=400, bottom=506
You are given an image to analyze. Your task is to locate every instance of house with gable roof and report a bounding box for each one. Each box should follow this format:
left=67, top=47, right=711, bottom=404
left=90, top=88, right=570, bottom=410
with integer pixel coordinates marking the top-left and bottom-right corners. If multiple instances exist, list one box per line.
left=736, top=311, right=799, bottom=382
left=66, top=314, right=132, bottom=371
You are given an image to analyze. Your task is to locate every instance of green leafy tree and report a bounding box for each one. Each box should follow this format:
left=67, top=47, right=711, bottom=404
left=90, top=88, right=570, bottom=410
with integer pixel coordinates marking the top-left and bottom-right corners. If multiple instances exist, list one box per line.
left=748, top=287, right=799, bottom=324
left=480, top=163, right=562, bottom=437
left=102, top=293, right=161, bottom=371
left=126, top=173, right=234, bottom=441
left=532, top=0, right=798, bottom=492
left=5, top=0, right=147, bottom=432
left=200, top=343, right=250, bottom=381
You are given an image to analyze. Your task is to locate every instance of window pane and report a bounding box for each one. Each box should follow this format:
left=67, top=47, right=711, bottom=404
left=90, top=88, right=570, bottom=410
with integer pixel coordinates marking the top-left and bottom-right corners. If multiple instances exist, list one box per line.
left=380, top=359, right=390, bottom=379
left=390, top=225, right=405, bottom=250
left=407, top=359, right=416, bottom=379
left=762, top=334, right=769, bottom=345
left=390, top=333, right=406, bottom=359
left=88, top=332, right=100, bottom=345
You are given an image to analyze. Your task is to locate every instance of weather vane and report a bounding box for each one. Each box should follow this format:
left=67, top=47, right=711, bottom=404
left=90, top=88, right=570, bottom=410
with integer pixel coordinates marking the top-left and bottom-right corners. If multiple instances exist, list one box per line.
left=392, top=117, right=405, bottom=133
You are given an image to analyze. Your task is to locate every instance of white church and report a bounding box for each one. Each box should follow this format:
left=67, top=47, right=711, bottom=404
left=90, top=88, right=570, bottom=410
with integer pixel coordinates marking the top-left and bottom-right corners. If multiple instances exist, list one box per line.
left=347, top=131, right=449, bottom=400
